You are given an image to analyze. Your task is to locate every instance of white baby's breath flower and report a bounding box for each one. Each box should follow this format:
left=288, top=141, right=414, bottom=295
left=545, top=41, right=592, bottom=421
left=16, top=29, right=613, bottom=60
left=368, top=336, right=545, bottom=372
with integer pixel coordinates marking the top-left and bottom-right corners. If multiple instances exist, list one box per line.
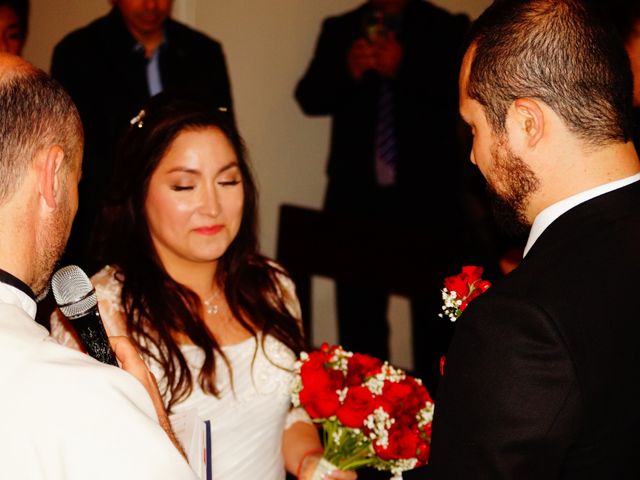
left=364, top=407, right=395, bottom=448
left=417, top=401, right=435, bottom=427
left=439, top=288, right=463, bottom=322
left=329, top=345, right=353, bottom=372
left=381, top=363, right=406, bottom=383
left=337, top=387, right=349, bottom=403
left=364, top=362, right=406, bottom=394
left=365, top=375, right=385, bottom=395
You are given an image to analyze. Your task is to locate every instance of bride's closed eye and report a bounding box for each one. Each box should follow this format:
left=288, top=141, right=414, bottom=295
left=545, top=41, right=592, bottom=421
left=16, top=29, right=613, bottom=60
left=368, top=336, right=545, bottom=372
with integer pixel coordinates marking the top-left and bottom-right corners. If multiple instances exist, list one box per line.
left=217, top=178, right=242, bottom=187
left=171, top=185, right=194, bottom=191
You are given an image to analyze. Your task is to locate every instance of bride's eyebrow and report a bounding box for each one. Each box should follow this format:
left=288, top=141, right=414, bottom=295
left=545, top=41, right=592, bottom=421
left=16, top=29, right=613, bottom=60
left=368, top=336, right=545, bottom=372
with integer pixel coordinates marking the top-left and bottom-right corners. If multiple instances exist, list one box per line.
left=166, top=167, right=199, bottom=174
left=217, top=162, right=240, bottom=175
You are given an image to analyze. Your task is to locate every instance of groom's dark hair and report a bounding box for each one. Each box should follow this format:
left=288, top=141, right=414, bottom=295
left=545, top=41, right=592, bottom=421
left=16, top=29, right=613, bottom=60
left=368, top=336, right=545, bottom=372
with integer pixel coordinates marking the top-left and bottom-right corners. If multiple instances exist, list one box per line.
left=466, top=0, right=634, bottom=147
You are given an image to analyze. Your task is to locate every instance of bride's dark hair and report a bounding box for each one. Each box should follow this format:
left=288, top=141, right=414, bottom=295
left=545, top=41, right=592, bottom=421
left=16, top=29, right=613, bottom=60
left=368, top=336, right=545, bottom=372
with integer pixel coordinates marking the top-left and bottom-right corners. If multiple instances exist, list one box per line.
left=95, top=93, right=304, bottom=411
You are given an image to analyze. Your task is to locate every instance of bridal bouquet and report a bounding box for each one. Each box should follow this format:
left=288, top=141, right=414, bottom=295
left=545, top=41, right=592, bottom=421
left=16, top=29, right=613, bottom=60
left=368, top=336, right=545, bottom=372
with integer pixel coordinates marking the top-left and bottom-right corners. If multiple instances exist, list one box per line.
left=439, top=265, right=491, bottom=322
left=291, top=344, right=434, bottom=480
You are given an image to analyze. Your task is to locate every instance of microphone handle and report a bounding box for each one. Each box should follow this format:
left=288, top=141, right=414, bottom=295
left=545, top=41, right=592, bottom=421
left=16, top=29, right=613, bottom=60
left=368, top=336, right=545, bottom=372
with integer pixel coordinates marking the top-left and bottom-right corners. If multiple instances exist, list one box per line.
left=70, top=308, right=119, bottom=367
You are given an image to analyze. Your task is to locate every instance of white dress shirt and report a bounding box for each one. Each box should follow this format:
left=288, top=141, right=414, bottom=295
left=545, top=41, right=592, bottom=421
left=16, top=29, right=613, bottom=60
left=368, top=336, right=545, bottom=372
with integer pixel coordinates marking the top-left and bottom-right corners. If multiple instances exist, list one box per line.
left=524, top=173, right=640, bottom=257
left=0, top=280, right=196, bottom=480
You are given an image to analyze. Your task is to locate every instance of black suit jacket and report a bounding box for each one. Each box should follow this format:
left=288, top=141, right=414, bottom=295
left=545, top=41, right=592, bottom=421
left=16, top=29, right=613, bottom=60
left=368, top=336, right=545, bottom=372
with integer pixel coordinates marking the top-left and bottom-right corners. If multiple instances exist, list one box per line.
left=429, top=180, right=640, bottom=478
left=50, top=8, right=233, bottom=269
left=295, top=0, right=469, bottom=219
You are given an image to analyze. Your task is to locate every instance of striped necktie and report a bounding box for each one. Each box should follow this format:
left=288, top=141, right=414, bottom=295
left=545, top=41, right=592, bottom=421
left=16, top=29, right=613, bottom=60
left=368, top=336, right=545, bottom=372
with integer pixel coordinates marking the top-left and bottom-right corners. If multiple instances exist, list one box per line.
left=375, top=79, right=397, bottom=186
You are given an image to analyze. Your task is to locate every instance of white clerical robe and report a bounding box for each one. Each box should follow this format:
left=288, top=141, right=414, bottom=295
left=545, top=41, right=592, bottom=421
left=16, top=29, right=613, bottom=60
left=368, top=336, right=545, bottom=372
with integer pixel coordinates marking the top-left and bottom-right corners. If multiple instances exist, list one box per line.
left=0, top=281, right=196, bottom=479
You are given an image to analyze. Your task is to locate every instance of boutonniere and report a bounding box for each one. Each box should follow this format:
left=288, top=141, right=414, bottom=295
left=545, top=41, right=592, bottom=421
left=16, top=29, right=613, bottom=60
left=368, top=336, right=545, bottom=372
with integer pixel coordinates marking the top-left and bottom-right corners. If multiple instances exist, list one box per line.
left=439, top=266, right=491, bottom=377
left=439, top=266, right=491, bottom=322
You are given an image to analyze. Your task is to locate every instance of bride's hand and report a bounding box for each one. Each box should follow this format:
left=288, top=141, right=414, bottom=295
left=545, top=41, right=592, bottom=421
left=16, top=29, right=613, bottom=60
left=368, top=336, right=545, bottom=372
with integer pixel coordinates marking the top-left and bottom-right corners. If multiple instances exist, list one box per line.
left=299, top=451, right=357, bottom=479
left=324, top=468, right=357, bottom=480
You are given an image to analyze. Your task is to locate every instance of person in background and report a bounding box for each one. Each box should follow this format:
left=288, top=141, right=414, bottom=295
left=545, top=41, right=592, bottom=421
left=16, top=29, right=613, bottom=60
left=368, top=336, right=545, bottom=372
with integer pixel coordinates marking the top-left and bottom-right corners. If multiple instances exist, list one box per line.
left=0, top=0, right=28, bottom=55
left=0, top=52, right=196, bottom=480
left=602, top=0, right=640, bottom=148
left=50, top=0, right=233, bottom=273
left=430, top=0, right=640, bottom=477
left=295, top=0, right=472, bottom=395
left=51, top=94, right=355, bottom=480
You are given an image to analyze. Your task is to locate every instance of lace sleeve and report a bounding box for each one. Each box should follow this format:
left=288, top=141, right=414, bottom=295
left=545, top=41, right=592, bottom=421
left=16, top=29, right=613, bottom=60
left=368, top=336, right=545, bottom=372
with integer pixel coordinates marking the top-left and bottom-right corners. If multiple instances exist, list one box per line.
left=49, top=265, right=128, bottom=350
left=284, top=407, right=313, bottom=430
left=91, top=265, right=128, bottom=337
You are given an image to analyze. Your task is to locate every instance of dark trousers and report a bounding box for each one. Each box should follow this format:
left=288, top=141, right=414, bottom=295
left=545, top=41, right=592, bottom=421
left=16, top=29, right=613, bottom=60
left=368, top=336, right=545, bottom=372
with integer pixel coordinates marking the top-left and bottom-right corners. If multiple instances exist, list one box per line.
left=336, top=283, right=454, bottom=396
left=325, top=182, right=459, bottom=396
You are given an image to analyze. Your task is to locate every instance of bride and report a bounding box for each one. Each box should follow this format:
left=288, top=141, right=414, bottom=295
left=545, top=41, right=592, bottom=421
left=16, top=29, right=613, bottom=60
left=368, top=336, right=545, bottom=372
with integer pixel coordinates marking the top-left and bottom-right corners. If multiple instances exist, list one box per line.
left=51, top=94, right=355, bottom=480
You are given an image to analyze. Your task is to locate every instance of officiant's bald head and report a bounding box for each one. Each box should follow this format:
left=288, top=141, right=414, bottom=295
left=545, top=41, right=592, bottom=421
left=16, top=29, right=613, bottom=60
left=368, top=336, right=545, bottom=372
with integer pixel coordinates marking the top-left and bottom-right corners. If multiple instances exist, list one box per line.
left=0, top=53, right=82, bottom=204
left=0, top=53, right=83, bottom=294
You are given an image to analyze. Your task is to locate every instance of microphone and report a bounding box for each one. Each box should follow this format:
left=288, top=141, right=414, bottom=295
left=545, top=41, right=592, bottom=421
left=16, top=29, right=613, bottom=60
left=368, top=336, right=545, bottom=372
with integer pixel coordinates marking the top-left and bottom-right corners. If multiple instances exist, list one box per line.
left=51, top=265, right=119, bottom=367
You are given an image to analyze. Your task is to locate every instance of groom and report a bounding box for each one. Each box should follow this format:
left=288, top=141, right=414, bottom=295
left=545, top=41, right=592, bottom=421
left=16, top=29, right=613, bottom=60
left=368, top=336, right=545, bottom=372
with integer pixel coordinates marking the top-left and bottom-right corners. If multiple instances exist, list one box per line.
left=429, top=0, right=640, bottom=478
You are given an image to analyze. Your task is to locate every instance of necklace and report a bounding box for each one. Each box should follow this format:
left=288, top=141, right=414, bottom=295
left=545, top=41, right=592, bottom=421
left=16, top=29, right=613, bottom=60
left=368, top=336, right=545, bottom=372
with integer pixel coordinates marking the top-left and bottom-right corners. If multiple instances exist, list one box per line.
left=203, top=290, right=220, bottom=315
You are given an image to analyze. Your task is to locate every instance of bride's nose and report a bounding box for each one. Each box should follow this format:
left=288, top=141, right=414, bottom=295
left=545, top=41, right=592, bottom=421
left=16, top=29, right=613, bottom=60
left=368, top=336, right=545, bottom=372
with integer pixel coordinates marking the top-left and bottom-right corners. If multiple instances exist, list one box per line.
left=199, top=185, right=221, bottom=217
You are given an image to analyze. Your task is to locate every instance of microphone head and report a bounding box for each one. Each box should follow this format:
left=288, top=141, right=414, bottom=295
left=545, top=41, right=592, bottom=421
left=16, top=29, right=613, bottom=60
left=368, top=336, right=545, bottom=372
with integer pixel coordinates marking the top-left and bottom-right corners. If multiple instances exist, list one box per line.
left=51, top=265, right=98, bottom=319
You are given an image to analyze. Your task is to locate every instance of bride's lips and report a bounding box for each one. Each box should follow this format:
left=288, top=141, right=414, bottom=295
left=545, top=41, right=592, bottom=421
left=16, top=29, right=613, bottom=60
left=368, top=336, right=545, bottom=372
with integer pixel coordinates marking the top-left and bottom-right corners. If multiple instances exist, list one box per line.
left=193, top=225, right=224, bottom=235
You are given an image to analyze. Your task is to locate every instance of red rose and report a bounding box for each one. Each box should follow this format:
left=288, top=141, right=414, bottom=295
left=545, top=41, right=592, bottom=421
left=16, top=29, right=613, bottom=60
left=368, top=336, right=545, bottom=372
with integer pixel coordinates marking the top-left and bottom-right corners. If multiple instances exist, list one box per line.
left=308, top=348, right=330, bottom=364
left=406, top=376, right=432, bottom=404
left=379, top=377, right=432, bottom=420
left=443, top=273, right=470, bottom=298
left=374, top=424, right=420, bottom=460
left=421, top=421, right=432, bottom=439
left=346, top=353, right=383, bottom=386
left=443, top=266, right=491, bottom=315
left=380, top=380, right=415, bottom=413
left=300, top=354, right=344, bottom=393
left=416, top=440, right=430, bottom=464
left=336, top=386, right=376, bottom=427
left=459, top=278, right=491, bottom=311
left=444, top=266, right=485, bottom=297
left=299, top=385, right=340, bottom=419
left=461, top=265, right=484, bottom=279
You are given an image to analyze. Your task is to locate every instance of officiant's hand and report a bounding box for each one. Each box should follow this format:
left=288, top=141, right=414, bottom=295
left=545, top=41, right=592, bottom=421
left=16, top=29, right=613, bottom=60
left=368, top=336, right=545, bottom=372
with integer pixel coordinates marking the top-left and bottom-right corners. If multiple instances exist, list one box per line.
left=110, top=336, right=186, bottom=458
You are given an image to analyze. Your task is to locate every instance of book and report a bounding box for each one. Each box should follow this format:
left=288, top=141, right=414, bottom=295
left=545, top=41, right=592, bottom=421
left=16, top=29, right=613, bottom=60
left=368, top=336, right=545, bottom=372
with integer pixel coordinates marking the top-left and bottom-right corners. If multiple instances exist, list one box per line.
left=170, top=409, right=212, bottom=480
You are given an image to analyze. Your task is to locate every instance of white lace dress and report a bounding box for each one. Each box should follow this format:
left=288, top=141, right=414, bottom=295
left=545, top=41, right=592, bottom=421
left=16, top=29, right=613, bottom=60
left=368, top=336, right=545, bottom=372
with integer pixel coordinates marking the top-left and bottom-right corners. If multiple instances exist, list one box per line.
left=50, top=265, right=310, bottom=480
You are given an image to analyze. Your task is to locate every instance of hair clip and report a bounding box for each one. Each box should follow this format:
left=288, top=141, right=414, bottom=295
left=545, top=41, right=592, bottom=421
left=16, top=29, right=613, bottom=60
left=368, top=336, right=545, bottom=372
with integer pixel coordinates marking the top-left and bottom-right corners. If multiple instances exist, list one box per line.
left=218, top=107, right=228, bottom=112
left=130, top=109, right=146, bottom=128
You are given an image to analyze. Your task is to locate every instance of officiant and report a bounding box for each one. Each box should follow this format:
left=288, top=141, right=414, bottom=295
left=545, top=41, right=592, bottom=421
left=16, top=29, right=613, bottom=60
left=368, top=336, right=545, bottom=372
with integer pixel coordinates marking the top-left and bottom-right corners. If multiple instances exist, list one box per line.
left=0, top=53, right=196, bottom=479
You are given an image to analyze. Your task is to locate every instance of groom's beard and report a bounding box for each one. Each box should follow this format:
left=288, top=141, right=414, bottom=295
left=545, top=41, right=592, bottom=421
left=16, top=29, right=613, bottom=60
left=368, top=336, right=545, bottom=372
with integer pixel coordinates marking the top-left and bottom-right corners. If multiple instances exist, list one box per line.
left=486, top=139, right=540, bottom=239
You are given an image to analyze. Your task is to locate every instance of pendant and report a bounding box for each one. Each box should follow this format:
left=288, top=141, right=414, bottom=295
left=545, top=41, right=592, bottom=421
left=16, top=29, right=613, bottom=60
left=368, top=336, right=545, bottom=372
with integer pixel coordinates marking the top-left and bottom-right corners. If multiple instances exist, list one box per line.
left=204, top=301, right=218, bottom=315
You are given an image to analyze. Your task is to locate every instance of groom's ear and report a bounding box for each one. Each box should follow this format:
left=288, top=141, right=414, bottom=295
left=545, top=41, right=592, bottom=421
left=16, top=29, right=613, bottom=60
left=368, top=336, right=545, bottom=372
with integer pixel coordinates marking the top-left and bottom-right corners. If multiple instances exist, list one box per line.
left=511, top=98, right=545, bottom=148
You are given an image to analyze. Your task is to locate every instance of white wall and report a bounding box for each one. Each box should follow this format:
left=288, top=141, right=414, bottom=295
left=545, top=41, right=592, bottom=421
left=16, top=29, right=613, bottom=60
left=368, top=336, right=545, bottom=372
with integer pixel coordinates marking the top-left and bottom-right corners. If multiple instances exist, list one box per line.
left=24, top=0, right=491, bottom=367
